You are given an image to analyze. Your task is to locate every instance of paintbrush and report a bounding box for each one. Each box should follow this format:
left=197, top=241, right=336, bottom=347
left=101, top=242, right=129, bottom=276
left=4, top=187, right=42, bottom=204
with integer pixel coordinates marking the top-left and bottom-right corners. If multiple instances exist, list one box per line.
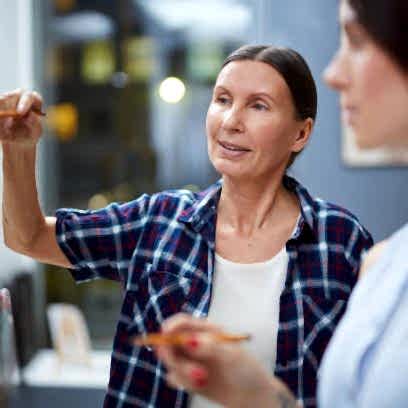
left=0, top=107, right=46, bottom=118
left=132, top=331, right=251, bottom=347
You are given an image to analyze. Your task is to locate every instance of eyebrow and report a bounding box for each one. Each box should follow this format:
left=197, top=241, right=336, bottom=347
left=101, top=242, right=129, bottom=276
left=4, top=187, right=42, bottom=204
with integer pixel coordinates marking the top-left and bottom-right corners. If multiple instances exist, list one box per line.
left=214, top=86, right=278, bottom=105
left=343, top=20, right=366, bottom=40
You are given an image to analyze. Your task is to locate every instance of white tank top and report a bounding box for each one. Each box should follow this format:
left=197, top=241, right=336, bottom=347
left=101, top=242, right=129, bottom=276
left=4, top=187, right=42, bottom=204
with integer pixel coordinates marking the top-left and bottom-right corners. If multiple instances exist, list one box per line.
left=190, top=247, right=289, bottom=408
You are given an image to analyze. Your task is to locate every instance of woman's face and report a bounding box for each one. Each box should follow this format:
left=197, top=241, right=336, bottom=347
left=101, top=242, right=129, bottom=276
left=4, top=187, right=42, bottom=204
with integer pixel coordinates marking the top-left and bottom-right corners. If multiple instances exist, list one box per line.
left=206, top=60, right=310, bottom=182
left=324, top=0, right=408, bottom=149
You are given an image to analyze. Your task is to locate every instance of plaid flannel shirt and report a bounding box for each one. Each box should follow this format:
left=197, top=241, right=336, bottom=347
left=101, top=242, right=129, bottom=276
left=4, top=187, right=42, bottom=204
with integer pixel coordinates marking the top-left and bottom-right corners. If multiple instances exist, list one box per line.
left=56, top=176, right=373, bottom=408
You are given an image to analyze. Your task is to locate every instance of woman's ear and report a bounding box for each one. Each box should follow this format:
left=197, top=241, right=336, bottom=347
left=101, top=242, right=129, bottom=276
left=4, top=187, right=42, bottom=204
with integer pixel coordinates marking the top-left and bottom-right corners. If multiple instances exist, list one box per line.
left=292, top=118, right=314, bottom=153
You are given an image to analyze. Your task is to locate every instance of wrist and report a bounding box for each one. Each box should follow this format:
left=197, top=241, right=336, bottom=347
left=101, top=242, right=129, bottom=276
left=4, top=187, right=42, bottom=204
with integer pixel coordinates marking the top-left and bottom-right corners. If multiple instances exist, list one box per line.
left=2, top=142, right=37, bottom=176
left=2, top=140, right=38, bottom=152
left=228, top=376, right=298, bottom=408
left=226, top=374, right=275, bottom=408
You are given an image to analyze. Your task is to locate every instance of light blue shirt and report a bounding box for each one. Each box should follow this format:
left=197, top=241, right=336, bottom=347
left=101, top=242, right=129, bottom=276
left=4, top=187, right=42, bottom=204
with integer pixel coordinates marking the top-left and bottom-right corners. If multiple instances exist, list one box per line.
left=318, top=223, right=408, bottom=408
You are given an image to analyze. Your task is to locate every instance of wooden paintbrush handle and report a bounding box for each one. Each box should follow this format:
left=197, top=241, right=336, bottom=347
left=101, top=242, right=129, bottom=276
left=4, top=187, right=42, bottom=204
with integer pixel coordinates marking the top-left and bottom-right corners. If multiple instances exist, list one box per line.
left=0, top=107, right=46, bottom=118
left=132, top=331, right=251, bottom=347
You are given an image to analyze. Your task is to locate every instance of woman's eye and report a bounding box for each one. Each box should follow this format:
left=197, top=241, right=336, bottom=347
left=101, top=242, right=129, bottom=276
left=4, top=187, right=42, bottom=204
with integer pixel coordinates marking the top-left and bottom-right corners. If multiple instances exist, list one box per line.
left=349, top=34, right=364, bottom=47
left=252, top=103, right=268, bottom=111
left=347, top=29, right=367, bottom=49
left=216, top=96, right=229, bottom=104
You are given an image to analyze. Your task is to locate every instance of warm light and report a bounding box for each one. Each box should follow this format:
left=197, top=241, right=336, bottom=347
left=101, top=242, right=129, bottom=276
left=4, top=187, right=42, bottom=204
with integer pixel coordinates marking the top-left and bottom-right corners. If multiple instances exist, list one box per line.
left=88, top=194, right=109, bottom=209
left=55, top=0, right=76, bottom=12
left=81, top=41, right=115, bottom=84
left=46, top=103, right=78, bottom=141
left=158, top=77, right=186, bottom=103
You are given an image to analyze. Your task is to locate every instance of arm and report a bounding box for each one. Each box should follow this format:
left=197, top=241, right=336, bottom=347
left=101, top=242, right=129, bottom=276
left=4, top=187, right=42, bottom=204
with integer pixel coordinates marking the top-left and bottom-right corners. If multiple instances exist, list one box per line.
left=358, top=240, right=387, bottom=279
left=156, top=314, right=301, bottom=408
left=0, top=89, right=71, bottom=268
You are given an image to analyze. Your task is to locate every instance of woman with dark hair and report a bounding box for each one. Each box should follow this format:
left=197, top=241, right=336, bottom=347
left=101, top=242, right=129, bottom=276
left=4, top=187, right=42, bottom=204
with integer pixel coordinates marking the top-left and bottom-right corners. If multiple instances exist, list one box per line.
left=156, top=0, right=408, bottom=407
left=0, top=44, right=372, bottom=407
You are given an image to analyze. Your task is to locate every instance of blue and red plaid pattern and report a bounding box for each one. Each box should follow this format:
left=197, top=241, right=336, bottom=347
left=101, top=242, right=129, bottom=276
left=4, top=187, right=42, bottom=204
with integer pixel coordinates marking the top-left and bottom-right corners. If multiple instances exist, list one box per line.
left=56, top=176, right=373, bottom=408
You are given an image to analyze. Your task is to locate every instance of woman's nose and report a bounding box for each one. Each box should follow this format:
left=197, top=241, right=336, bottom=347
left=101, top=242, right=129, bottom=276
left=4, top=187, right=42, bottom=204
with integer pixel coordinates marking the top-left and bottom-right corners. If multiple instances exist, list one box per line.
left=323, top=51, right=349, bottom=91
left=222, top=106, right=244, bottom=133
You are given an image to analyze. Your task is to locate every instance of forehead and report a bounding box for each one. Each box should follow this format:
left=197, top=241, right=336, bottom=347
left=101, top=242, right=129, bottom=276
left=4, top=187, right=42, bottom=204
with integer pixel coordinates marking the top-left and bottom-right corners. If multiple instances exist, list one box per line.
left=339, top=0, right=357, bottom=26
left=215, top=60, right=290, bottom=98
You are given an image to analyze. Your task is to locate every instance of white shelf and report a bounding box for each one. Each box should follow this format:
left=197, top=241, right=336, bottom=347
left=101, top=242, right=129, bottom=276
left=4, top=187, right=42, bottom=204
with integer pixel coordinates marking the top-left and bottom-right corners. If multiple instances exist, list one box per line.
left=23, top=349, right=111, bottom=389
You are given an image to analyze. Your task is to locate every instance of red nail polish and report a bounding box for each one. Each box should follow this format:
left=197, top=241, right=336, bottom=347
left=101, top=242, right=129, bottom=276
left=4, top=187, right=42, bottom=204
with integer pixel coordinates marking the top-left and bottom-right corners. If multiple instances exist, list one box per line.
left=187, top=336, right=199, bottom=349
left=194, top=377, right=208, bottom=388
left=190, top=367, right=207, bottom=383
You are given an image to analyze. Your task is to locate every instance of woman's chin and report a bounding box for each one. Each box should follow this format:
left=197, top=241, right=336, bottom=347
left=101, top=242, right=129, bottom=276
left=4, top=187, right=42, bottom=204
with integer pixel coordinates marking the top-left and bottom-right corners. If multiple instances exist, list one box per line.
left=212, top=159, right=249, bottom=180
left=354, top=131, right=387, bottom=150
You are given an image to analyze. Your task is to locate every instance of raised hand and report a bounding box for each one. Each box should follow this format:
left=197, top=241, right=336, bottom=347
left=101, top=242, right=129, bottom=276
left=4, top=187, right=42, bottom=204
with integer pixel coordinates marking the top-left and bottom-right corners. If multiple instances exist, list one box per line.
left=0, top=89, right=44, bottom=148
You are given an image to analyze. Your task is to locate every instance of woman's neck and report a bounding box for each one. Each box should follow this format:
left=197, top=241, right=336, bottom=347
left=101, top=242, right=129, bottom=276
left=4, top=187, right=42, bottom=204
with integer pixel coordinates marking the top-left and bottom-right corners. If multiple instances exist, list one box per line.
left=218, top=173, right=298, bottom=236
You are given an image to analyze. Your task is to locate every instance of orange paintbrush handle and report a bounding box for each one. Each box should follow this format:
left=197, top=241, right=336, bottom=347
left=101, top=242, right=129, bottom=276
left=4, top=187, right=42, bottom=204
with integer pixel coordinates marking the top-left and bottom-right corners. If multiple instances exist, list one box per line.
left=0, top=107, right=46, bottom=118
left=132, top=331, right=251, bottom=347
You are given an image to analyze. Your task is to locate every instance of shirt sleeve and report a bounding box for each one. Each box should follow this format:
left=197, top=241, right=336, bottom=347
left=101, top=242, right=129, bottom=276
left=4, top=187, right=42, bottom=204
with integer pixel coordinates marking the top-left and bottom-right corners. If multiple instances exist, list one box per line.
left=55, top=194, right=151, bottom=284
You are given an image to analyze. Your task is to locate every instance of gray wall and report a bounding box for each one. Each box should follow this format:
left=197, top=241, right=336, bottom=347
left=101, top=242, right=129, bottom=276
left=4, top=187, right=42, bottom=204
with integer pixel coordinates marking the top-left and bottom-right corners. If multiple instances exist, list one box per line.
left=260, top=0, right=407, bottom=241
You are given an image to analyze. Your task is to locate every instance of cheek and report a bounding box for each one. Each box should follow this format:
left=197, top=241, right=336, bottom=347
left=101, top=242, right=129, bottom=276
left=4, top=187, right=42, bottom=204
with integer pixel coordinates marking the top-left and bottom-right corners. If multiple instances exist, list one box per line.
left=205, top=108, right=219, bottom=139
left=359, top=56, right=402, bottom=118
left=254, top=120, right=294, bottom=153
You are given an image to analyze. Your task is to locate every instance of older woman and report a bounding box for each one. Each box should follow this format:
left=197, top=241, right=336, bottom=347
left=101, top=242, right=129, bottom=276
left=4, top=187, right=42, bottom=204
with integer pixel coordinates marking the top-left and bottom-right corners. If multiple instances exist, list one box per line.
left=0, top=45, right=372, bottom=407
left=156, top=1, right=408, bottom=407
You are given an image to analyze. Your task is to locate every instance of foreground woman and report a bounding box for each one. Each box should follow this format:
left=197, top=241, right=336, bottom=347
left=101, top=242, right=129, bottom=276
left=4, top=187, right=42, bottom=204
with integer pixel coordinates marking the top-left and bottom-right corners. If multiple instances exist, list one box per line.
left=156, top=0, right=408, bottom=407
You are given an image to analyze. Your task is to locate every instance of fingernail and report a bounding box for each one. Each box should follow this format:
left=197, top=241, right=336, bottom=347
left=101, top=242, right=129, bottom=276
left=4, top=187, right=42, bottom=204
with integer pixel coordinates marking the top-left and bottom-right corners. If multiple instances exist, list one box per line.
left=186, top=335, right=199, bottom=349
left=194, top=377, right=207, bottom=388
left=17, top=96, right=26, bottom=113
left=190, top=368, right=208, bottom=387
left=190, top=367, right=207, bottom=380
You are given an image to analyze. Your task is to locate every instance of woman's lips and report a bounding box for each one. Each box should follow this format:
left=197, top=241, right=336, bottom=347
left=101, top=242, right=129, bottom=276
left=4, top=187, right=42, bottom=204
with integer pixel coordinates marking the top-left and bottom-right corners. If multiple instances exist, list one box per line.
left=218, top=141, right=251, bottom=158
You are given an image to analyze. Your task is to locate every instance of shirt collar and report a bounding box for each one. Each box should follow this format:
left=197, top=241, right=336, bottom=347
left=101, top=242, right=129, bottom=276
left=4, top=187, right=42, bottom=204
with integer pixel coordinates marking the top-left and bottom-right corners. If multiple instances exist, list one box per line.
left=178, top=175, right=319, bottom=244
left=283, top=175, right=319, bottom=240
left=177, top=180, right=222, bottom=246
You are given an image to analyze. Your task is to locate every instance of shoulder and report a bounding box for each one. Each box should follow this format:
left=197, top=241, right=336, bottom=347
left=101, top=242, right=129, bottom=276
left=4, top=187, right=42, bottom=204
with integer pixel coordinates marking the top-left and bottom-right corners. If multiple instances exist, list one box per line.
left=359, top=240, right=388, bottom=279
left=314, top=199, right=372, bottom=241
left=315, top=198, right=361, bottom=222
left=289, top=175, right=369, bottom=241
left=147, top=188, right=199, bottom=215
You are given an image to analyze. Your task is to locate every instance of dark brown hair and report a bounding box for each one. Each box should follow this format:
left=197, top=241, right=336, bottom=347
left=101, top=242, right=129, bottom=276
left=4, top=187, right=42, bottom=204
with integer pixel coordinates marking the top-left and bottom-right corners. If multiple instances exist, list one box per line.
left=221, top=45, right=317, bottom=168
left=348, top=0, right=408, bottom=70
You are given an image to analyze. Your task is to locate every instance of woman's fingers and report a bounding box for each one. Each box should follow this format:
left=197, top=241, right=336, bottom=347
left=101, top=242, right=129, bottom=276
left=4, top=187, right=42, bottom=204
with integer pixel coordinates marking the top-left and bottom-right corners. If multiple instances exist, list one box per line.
left=161, top=351, right=209, bottom=391
left=162, top=313, right=221, bottom=335
left=158, top=314, right=232, bottom=365
left=0, top=89, right=44, bottom=146
left=157, top=342, right=209, bottom=390
left=166, top=364, right=208, bottom=391
left=0, top=89, right=20, bottom=114
left=0, top=89, right=43, bottom=116
left=16, top=90, right=43, bottom=116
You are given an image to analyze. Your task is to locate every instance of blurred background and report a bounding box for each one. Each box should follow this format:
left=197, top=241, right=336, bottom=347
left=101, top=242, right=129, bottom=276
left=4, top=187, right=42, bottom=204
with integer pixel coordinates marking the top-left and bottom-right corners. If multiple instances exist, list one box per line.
left=0, top=0, right=407, bottom=406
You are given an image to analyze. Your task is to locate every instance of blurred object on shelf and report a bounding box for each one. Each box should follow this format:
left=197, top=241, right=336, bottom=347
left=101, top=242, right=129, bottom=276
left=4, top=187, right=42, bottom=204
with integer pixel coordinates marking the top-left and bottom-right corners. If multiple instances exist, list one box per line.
left=22, top=349, right=110, bottom=389
left=0, top=288, right=20, bottom=406
left=187, top=41, right=223, bottom=82
left=52, top=12, right=115, bottom=44
left=123, top=36, right=155, bottom=82
left=46, top=103, right=78, bottom=141
left=81, top=40, right=115, bottom=84
left=88, top=193, right=110, bottom=210
left=45, top=46, right=77, bottom=83
left=47, top=304, right=92, bottom=366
